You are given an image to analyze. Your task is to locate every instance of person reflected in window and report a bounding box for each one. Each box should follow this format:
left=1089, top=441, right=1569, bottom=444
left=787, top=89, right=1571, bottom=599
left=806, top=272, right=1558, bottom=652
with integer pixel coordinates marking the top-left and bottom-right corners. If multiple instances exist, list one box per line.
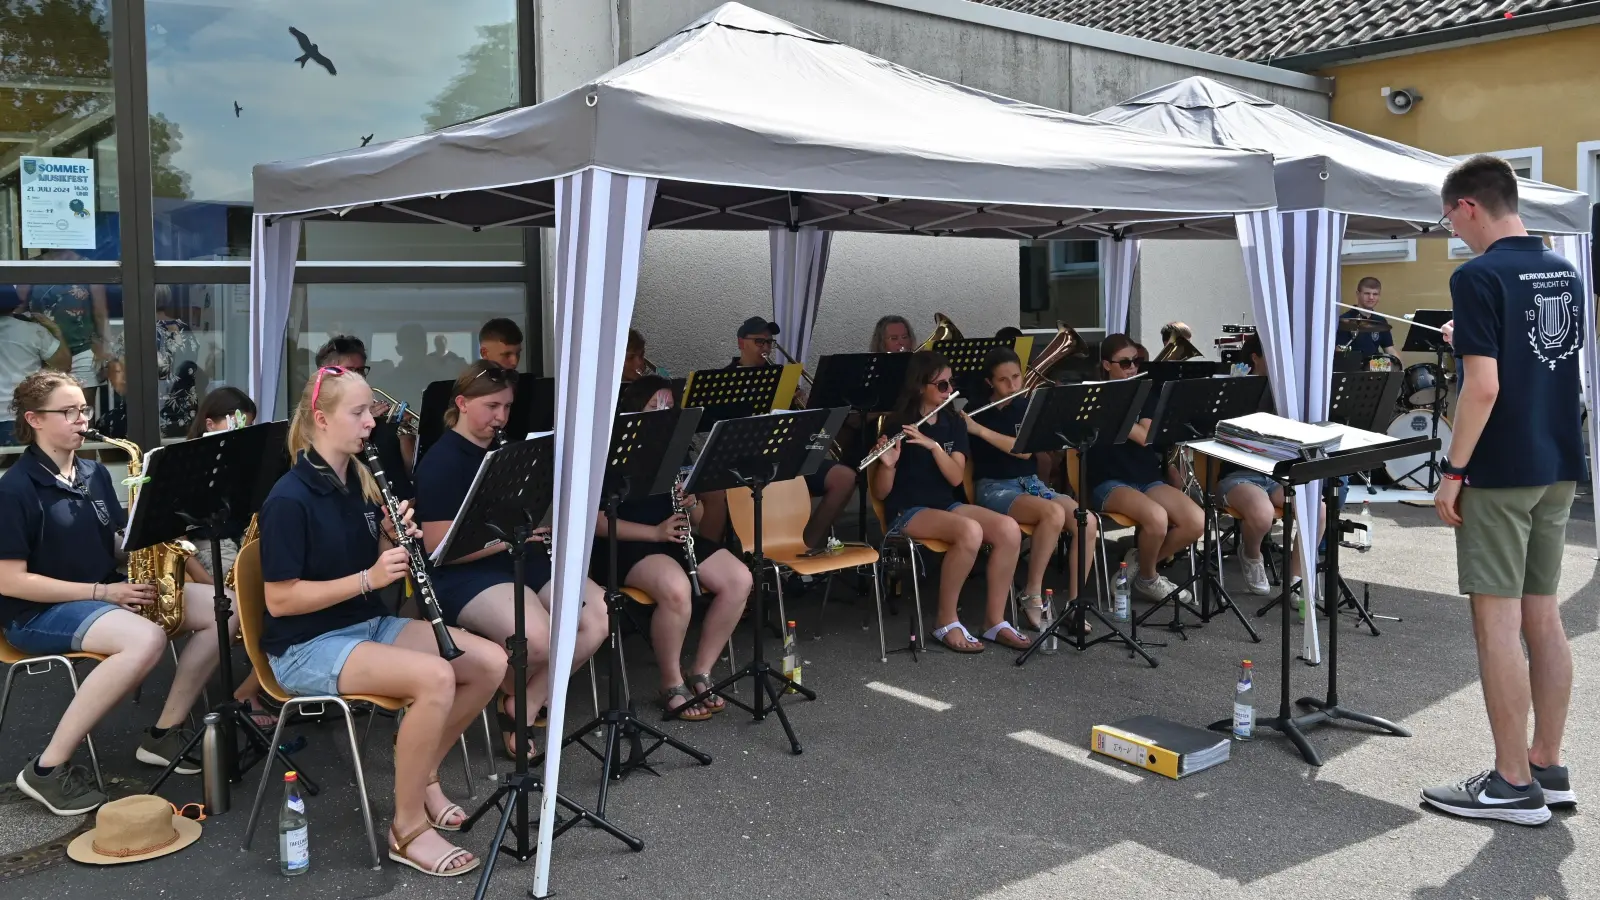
left=316, top=336, right=416, bottom=493
left=427, top=335, right=466, bottom=372
left=478, top=318, right=523, bottom=371
left=0, top=311, right=70, bottom=445
left=869, top=316, right=916, bottom=353
left=16, top=250, right=109, bottom=406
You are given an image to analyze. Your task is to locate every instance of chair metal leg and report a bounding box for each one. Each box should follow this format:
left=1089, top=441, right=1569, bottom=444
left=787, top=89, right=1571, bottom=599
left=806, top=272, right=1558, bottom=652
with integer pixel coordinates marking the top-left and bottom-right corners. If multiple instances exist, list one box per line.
left=60, top=659, right=104, bottom=792
left=873, top=559, right=888, bottom=662
left=243, top=700, right=295, bottom=851
left=813, top=573, right=836, bottom=640
left=908, top=543, right=927, bottom=642
left=334, top=698, right=382, bottom=870
left=772, top=563, right=788, bottom=634
left=457, top=732, right=474, bottom=798
left=0, top=661, right=19, bottom=732
left=589, top=658, right=600, bottom=719
left=479, top=708, right=496, bottom=778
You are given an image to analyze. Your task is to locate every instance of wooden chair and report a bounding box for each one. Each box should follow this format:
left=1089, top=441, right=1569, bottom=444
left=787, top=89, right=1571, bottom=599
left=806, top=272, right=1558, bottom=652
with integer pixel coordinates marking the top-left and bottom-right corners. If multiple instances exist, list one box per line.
left=0, top=635, right=106, bottom=791
left=725, top=476, right=881, bottom=646
left=235, top=540, right=470, bottom=870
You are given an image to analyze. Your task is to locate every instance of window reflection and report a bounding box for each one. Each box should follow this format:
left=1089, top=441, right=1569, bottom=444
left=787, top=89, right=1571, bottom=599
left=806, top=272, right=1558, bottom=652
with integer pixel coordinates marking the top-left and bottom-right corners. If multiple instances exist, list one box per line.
left=1020, top=240, right=1101, bottom=330
left=145, top=0, right=519, bottom=261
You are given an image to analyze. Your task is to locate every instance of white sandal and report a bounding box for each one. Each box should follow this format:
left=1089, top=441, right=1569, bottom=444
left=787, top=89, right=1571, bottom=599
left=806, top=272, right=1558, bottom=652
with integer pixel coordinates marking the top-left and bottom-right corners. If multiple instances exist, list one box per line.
left=982, top=620, right=1032, bottom=649
left=932, top=621, right=984, bottom=653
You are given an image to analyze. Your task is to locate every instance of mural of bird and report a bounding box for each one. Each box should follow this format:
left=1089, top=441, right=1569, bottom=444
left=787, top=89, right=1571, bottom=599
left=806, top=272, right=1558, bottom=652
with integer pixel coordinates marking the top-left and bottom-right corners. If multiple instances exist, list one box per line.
left=233, top=101, right=242, bottom=117
left=289, top=27, right=337, bottom=75
left=360, top=134, right=374, bottom=147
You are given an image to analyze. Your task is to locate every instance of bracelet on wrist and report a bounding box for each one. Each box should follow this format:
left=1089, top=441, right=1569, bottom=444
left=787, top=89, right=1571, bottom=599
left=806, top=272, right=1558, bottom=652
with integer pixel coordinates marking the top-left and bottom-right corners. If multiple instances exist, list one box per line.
left=1442, top=472, right=1465, bottom=482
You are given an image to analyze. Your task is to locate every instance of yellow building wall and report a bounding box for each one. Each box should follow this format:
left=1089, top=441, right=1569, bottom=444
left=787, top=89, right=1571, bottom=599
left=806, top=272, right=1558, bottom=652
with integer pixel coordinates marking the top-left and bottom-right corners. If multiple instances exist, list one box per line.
left=1322, top=24, right=1600, bottom=361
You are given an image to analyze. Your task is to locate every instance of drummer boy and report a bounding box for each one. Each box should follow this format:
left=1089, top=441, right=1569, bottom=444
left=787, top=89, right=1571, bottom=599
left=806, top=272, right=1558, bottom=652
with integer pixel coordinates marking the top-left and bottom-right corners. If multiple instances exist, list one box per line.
left=1339, top=277, right=1395, bottom=358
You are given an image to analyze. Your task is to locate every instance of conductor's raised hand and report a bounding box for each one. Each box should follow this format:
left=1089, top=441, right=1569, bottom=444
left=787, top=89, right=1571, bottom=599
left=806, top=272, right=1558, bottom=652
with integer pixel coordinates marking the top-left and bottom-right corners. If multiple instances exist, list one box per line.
left=1442, top=319, right=1454, bottom=346
left=367, top=546, right=412, bottom=590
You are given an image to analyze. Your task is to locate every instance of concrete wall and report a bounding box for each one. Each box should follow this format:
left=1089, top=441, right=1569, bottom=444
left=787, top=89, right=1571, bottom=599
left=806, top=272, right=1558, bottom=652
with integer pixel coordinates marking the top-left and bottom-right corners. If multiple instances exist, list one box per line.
left=536, top=0, right=1331, bottom=371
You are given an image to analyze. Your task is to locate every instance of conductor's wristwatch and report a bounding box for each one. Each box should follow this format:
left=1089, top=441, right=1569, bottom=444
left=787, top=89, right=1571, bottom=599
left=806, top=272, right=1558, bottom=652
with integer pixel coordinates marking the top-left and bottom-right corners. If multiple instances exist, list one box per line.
left=1439, top=457, right=1468, bottom=478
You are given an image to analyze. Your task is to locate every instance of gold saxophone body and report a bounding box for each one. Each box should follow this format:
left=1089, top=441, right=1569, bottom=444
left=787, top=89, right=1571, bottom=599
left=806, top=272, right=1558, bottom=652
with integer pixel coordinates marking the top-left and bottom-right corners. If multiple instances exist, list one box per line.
left=223, top=514, right=260, bottom=593
left=88, top=431, right=196, bottom=636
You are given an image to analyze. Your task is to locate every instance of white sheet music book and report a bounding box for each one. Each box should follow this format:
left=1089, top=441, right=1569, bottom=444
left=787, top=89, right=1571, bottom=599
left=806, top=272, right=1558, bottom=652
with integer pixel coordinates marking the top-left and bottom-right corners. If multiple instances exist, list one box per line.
left=117, top=445, right=162, bottom=552
left=1187, top=423, right=1397, bottom=476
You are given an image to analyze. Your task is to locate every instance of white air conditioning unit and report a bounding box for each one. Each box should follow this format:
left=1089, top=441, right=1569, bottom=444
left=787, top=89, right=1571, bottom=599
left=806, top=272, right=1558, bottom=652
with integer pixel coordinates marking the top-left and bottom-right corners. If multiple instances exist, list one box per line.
left=1340, top=238, right=1416, bottom=264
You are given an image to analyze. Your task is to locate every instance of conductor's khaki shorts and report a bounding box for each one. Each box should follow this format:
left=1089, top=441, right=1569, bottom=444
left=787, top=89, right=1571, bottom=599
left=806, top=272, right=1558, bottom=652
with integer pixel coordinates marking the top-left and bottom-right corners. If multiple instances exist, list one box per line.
left=1456, top=482, right=1575, bottom=598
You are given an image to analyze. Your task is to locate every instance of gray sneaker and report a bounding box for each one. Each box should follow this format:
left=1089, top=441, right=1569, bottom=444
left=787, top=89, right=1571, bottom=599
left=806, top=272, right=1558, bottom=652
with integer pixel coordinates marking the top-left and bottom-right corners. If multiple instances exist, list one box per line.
left=16, top=758, right=106, bottom=817
left=1532, top=762, right=1576, bottom=809
left=1422, top=769, right=1550, bottom=826
left=136, top=728, right=200, bottom=775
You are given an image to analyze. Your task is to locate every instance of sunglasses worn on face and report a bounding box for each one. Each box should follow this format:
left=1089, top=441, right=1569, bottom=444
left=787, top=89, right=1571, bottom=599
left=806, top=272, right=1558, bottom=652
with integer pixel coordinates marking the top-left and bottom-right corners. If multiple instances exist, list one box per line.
left=927, top=379, right=952, bottom=392
left=1110, top=358, right=1139, bottom=369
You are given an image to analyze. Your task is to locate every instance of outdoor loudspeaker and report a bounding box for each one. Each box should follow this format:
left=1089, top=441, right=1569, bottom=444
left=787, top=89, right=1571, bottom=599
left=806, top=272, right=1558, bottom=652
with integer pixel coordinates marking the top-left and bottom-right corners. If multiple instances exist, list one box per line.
left=1381, top=87, right=1421, bottom=115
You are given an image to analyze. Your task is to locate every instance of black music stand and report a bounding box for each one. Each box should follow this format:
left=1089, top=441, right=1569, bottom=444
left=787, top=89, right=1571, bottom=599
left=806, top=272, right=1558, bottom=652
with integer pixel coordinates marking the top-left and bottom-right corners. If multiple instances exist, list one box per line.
left=1390, top=309, right=1454, bottom=492
left=135, top=422, right=314, bottom=803
left=550, top=408, right=712, bottom=815
left=1143, top=360, right=1221, bottom=390
left=1010, top=379, right=1159, bottom=669
left=1321, top=370, right=1405, bottom=634
left=809, top=352, right=909, bottom=548
left=1206, top=434, right=1435, bottom=765
left=934, top=336, right=1024, bottom=397
left=681, top=364, right=801, bottom=432
left=450, top=435, right=642, bottom=900
left=1147, top=375, right=1270, bottom=642
left=668, top=407, right=849, bottom=754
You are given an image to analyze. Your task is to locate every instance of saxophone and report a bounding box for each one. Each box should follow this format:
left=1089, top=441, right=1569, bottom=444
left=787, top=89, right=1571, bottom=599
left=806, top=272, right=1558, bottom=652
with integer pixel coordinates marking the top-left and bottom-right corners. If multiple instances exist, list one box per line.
left=223, top=514, right=260, bottom=593
left=85, top=430, right=197, bottom=636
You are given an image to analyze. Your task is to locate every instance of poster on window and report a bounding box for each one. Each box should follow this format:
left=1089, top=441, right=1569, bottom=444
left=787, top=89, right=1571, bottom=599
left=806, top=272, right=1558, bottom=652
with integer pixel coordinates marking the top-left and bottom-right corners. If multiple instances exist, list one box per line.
left=20, top=156, right=96, bottom=251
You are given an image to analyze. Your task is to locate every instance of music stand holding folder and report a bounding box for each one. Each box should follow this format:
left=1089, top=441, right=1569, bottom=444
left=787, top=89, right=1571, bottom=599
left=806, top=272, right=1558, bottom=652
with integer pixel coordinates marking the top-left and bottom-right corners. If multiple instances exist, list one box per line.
left=449, top=435, right=642, bottom=900
left=1147, top=375, right=1270, bottom=643
left=667, top=407, right=850, bottom=754
left=809, top=352, right=910, bottom=549
left=548, top=408, right=712, bottom=816
left=1320, top=369, right=1404, bottom=633
left=681, top=364, right=803, bottom=431
left=1009, top=379, right=1158, bottom=669
left=1200, top=431, right=1436, bottom=765
left=134, top=422, right=312, bottom=803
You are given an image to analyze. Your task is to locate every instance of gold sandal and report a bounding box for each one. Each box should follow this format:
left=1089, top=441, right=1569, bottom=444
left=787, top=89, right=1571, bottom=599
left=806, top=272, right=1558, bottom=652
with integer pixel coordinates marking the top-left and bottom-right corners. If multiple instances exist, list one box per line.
left=388, top=822, right=479, bottom=877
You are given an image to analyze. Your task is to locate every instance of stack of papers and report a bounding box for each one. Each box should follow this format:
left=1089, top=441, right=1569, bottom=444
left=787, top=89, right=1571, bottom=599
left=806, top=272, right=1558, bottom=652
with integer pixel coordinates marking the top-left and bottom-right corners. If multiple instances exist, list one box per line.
left=1216, top=413, right=1343, bottom=461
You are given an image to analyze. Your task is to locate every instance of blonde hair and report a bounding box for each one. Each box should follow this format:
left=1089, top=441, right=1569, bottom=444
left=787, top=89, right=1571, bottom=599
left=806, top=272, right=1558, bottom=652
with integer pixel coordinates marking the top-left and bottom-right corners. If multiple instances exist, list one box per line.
left=287, top=368, right=382, bottom=505
left=11, top=370, right=83, bottom=444
left=443, top=360, right=517, bottom=429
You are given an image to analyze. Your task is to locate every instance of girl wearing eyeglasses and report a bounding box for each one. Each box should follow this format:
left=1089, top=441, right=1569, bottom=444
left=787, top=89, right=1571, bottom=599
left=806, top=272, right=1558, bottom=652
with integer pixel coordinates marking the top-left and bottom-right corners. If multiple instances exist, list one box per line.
left=259, top=365, right=506, bottom=877
left=0, top=371, right=224, bottom=817
left=1087, top=334, right=1204, bottom=604
left=869, top=351, right=1029, bottom=653
left=414, top=361, right=608, bottom=758
left=597, top=375, right=752, bottom=721
left=964, top=347, right=1097, bottom=632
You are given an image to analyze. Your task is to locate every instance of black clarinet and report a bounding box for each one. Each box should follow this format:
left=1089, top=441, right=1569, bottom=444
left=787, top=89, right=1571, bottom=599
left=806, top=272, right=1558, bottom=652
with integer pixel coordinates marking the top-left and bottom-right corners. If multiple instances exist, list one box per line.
left=672, top=466, right=703, bottom=600
left=362, top=443, right=462, bottom=660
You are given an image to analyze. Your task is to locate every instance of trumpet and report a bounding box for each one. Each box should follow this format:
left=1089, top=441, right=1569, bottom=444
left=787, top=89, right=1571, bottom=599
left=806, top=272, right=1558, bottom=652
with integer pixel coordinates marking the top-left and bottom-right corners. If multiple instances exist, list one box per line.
left=858, top=392, right=961, bottom=470
left=370, top=386, right=421, bottom=437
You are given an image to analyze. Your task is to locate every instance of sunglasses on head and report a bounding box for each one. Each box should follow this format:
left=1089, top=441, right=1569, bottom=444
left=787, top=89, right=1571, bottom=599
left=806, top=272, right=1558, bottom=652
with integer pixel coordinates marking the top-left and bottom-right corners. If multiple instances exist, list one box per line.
left=310, top=365, right=347, bottom=408
left=927, top=379, right=952, bottom=392
left=471, top=364, right=518, bottom=386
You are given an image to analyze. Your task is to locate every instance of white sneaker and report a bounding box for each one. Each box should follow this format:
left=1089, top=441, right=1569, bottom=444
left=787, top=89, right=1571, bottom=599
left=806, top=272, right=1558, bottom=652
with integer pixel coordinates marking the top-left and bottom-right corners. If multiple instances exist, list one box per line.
left=1240, top=555, right=1271, bottom=595
left=1135, top=573, right=1191, bottom=604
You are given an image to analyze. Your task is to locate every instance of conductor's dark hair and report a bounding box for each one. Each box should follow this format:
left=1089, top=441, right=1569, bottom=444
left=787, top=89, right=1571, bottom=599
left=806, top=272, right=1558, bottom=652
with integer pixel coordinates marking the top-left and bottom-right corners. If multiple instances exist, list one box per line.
left=1442, top=154, right=1519, bottom=218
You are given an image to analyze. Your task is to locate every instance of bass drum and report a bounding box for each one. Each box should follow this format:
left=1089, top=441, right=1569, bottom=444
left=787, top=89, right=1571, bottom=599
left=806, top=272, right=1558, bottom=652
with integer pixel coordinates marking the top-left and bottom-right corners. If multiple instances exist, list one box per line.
left=1401, top=363, right=1448, bottom=409
left=1384, top=412, right=1452, bottom=489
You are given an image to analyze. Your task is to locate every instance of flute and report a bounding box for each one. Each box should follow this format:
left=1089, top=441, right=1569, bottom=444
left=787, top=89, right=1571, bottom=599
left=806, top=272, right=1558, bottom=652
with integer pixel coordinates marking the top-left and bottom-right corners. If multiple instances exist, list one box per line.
left=962, top=384, right=1041, bottom=419
left=1336, top=302, right=1446, bottom=333
left=858, top=392, right=961, bottom=470
left=362, top=443, right=462, bottom=660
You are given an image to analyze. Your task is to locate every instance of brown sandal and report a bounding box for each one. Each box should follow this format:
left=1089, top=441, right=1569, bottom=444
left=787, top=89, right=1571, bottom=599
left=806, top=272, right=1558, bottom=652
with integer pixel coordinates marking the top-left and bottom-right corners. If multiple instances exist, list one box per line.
left=388, top=822, right=479, bottom=877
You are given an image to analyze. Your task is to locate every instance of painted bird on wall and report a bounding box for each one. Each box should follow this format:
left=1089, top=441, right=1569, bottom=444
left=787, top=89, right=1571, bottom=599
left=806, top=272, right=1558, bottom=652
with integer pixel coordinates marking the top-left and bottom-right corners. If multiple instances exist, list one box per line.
left=289, top=27, right=337, bottom=75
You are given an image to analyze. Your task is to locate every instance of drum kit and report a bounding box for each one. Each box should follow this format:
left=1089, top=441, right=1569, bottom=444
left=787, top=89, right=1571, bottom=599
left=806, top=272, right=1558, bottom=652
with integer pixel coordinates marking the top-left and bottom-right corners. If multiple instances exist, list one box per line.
left=1337, top=313, right=1454, bottom=490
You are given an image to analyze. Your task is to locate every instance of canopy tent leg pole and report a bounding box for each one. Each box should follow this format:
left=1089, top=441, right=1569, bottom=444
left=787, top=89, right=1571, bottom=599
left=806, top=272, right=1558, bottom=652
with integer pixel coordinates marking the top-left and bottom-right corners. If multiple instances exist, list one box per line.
left=1554, top=234, right=1598, bottom=558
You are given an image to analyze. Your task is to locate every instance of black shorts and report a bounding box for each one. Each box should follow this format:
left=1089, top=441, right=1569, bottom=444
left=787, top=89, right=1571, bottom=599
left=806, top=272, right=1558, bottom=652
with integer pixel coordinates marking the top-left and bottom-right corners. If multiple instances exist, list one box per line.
left=804, top=459, right=844, bottom=496
left=431, top=552, right=553, bottom=627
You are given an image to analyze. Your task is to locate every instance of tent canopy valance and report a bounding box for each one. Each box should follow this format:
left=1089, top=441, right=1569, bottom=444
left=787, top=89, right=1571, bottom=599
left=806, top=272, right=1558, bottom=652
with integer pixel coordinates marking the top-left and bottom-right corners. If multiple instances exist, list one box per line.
left=1091, top=76, right=1591, bottom=239
left=252, top=6, right=1281, bottom=240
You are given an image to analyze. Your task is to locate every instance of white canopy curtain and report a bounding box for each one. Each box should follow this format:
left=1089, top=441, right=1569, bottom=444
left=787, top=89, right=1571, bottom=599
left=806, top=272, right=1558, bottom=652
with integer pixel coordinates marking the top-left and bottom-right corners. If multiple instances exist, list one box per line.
left=1551, top=233, right=1598, bottom=545
left=1098, top=235, right=1140, bottom=334
left=1234, top=210, right=1321, bottom=664
left=769, top=225, right=832, bottom=366
left=248, top=215, right=300, bottom=420
left=536, top=168, right=658, bottom=895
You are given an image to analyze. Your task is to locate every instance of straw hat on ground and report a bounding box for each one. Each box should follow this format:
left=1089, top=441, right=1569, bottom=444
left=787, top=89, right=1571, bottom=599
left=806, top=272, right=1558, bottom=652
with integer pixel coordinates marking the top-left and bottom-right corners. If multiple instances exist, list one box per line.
left=67, top=795, right=202, bottom=865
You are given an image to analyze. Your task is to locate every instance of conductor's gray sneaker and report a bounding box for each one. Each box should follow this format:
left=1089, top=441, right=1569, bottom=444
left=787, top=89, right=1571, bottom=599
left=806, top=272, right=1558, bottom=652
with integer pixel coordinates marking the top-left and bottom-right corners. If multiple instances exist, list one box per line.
left=1531, top=762, right=1576, bottom=809
left=1422, top=769, right=1550, bottom=826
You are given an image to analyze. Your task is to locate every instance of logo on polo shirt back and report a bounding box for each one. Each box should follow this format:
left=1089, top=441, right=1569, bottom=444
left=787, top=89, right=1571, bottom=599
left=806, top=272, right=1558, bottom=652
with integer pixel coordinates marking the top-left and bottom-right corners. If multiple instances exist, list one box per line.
left=1529, top=290, right=1581, bottom=370
left=365, top=511, right=379, bottom=540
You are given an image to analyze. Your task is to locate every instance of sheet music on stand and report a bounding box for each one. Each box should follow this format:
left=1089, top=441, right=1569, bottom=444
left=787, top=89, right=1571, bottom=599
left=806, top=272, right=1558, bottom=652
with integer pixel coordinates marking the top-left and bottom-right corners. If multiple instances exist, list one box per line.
left=681, top=363, right=803, bottom=432
left=122, top=421, right=289, bottom=552
left=431, top=432, right=554, bottom=566
left=1189, top=423, right=1398, bottom=477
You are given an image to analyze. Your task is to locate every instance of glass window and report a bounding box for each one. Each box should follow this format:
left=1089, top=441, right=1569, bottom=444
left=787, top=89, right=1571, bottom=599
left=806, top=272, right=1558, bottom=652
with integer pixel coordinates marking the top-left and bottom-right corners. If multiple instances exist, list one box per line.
left=0, top=1, right=119, bottom=262
left=0, top=281, right=127, bottom=449
left=145, top=0, right=521, bottom=261
left=155, top=281, right=525, bottom=439
left=1020, top=240, right=1100, bottom=329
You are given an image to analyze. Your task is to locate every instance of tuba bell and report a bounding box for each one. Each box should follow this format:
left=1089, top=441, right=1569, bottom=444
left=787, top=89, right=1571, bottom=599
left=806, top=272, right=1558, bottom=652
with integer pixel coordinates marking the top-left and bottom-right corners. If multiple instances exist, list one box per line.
left=916, top=313, right=964, bottom=352
left=1019, top=321, right=1088, bottom=390
left=1153, top=334, right=1204, bottom=362
left=85, top=430, right=196, bottom=636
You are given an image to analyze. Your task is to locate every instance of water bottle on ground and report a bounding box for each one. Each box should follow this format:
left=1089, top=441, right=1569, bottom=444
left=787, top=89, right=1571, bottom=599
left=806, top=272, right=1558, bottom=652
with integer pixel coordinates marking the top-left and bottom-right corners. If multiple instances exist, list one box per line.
left=1040, top=589, right=1058, bottom=654
left=781, top=619, right=802, bottom=691
left=1232, top=660, right=1255, bottom=741
left=279, top=771, right=310, bottom=876
left=1357, top=501, right=1373, bottom=550
left=1113, top=563, right=1131, bottom=623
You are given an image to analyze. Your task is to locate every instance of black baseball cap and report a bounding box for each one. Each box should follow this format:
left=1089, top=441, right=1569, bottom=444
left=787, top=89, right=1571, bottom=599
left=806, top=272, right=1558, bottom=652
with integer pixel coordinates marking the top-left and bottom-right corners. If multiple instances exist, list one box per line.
left=737, top=317, right=780, bottom=338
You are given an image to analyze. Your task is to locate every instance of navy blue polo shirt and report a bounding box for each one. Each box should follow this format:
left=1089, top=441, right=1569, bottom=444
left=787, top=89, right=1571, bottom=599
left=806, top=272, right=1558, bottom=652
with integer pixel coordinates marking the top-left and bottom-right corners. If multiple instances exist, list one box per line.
left=258, top=450, right=390, bottom=656
left=971, top=398, right=1035, bottom=481
left=1451, top=235, right=1586, bottom=488
left=1339, top=309, right=1394, bottom=357
left=1085, top=386, right=1164, bottom=490
left=0, top=445, right=125, bottom=628
left=883, top=409, right=968, bottom=518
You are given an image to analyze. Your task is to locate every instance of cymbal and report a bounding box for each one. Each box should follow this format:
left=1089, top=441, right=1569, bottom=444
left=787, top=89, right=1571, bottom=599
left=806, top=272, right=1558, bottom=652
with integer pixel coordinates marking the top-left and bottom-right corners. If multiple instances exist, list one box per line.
left=1338, top=315, right=1390, bottom=334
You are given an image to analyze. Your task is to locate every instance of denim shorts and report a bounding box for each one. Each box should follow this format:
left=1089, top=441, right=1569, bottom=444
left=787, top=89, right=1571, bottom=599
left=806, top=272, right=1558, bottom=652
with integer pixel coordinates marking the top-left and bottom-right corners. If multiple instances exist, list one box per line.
left=1217, top=470, right=1280, bottom=501
left=1090, top=479, right=1167, bottom=511
left=885, top=502, right=964, bottom=537
left=3, top=600, right=118, bottom=656
left=269, top=616, right=412, bottom=698
left=975, top=475, right=1056, bottom=514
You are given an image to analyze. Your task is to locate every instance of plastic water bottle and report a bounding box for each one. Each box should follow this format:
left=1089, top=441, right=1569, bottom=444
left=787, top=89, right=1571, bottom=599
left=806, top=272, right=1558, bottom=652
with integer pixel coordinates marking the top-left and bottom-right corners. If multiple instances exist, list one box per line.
left=279, top=771, right=310, bottom=876
left=781, top=619, right=802, bottom=691
left=1232, top=661, right=1255, bottom=741
left=1357, top=501, right=1373, bottom=550
left=1113, top=563, right=1131, bottom=622
left=1040, top=589, right=1058, bottom=654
